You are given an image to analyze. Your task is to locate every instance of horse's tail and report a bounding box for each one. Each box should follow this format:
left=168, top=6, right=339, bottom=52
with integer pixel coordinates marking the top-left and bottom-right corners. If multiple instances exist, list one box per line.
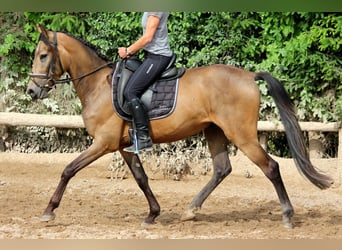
left=255, top=72, right=333, bottom=189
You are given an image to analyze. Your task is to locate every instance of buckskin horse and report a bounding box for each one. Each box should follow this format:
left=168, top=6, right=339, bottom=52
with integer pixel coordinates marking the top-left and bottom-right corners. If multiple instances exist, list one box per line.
left=26, top=25, right=332, bottom=229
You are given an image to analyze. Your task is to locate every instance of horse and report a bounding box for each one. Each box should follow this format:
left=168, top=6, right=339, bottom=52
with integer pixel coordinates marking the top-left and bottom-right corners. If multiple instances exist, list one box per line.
left=26, top=25, right=333, bottom=229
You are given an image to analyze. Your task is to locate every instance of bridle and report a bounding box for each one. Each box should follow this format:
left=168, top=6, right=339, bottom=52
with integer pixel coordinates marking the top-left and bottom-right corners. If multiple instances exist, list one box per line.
left=29, top=31, right=113, bottom=92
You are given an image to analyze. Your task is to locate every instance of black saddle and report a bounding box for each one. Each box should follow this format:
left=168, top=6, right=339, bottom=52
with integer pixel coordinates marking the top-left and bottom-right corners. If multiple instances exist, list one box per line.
left=111, top=55, right=185, bottom=121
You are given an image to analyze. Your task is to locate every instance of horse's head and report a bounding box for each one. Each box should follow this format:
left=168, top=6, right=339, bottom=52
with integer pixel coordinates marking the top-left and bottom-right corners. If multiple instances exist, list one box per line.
left=27, top=25, right=65, bottom=100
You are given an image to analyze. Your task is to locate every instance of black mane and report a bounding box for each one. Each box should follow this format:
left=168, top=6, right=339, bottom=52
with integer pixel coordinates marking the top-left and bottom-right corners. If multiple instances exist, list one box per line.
left=61, top=32, right=111, bottom=63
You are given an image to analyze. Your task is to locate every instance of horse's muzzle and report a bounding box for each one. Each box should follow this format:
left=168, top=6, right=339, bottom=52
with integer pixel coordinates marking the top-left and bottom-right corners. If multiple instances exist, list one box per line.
left=26, top=84, right=50, bottom=100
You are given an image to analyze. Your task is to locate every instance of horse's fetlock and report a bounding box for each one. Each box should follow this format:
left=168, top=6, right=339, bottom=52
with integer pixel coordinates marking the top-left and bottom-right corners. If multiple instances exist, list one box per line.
left=51, top=201, right=60, bottom=210
left=284, top=207, right=294, bottom=219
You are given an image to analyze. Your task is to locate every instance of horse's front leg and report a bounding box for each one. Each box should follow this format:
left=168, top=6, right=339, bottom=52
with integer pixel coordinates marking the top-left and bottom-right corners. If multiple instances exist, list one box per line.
left=41, top=141, right=108, bottom=222
left=120, top=150, right=160, bottom=224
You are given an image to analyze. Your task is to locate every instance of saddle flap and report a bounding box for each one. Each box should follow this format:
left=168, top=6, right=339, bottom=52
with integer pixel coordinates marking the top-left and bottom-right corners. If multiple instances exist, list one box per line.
left=125, top=57, right=142, bottom=72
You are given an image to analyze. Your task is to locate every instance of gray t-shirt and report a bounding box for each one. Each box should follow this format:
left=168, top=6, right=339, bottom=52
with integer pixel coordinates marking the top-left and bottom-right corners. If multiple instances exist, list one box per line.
left=142, top=12, right=172, bottom=57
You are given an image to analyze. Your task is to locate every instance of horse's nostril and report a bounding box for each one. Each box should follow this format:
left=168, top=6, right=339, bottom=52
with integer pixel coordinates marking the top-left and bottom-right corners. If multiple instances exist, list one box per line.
left=27, top=88, right=37, bottom=100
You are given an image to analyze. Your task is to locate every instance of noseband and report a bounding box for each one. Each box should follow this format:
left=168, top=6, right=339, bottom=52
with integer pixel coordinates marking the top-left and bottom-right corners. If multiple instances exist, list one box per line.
left=29, top=31, right=113, bottom=92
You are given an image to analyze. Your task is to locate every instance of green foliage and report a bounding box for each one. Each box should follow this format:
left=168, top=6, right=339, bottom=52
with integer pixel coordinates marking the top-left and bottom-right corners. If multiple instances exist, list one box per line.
left=0, top=12, right=341, bottom=156
left=1, top=12, right=341, bottom=121
left=24, top=12, right=87, bottom=37
left=254, top=13, right=342, bottom=122
left=85, top=12, right=142, bottom=60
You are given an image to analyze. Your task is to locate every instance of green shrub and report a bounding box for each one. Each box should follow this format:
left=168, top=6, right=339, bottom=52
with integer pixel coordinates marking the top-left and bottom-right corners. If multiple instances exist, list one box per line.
left=0, top=12, right=340, bottom=157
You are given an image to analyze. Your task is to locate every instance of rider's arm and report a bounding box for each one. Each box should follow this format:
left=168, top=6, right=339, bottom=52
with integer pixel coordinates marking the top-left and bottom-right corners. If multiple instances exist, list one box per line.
left=118, top=15, right=160, bottom=58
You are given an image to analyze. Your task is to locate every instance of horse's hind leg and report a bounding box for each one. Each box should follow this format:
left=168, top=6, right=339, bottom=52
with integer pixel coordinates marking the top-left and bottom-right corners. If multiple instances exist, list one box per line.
left=237, top=140, right=294, bottom=228
left=120, top=150, right=160, bottom=224
left=181, top=124, right=232, bottom=221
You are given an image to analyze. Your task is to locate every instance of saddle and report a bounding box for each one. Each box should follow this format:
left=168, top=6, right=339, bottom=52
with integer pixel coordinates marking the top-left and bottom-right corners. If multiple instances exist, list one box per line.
left=111, top=55, right=185, bottom=121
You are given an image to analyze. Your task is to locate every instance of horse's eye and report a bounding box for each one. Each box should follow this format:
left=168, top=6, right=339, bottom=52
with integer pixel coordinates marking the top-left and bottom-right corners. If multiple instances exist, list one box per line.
left=40, top=54, right=48, bottom=61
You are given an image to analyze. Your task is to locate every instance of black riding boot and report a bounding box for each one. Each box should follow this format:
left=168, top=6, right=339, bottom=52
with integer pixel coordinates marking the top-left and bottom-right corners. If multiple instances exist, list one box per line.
left=123, top=98, right=153, bottom=153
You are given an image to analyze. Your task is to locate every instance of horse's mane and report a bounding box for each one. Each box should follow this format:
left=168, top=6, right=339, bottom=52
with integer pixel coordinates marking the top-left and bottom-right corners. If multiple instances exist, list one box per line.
left=60, top=32, right=112, bottom=63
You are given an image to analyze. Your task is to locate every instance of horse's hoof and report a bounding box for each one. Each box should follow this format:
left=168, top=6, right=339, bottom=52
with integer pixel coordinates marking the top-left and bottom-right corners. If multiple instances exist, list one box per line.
left=40, top=212, right=56, bottom=222
left=180, top=208, right=197, bottom=221
left=143, top=216, right=157, bottom=225
left=283, top=221, right=293, bottom=229
left=283, top=218, right=293, bottom=229
left=141, top=221, right=156, bottom=227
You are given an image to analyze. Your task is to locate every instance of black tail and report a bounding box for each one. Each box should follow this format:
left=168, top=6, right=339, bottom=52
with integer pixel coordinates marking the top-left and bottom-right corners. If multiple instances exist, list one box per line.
left=255, top=72, right=333, bottom=189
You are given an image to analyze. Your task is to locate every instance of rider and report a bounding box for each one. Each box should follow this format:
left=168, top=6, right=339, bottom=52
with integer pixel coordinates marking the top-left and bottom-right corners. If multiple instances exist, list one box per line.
left=118, top=12, right=173, bottom=153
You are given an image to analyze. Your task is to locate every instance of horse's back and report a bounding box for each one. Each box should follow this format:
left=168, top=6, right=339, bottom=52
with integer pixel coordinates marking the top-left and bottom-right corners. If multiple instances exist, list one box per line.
left=178, top=64, right=260, bottom=115
left=151, top=64, right=261, bottom=142
left=179, top=64, right=259, bottom=98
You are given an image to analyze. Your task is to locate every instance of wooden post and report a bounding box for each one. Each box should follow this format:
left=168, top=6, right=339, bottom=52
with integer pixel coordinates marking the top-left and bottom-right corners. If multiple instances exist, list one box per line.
left=0, top=112, right=84, bottom=128
left=0, top=124, right=7, bottom=152
left=259, top=132, right=267, bottom=152
left=308, top=131, right=324, bottom=158
left=339, top=127, right=342, bottom=162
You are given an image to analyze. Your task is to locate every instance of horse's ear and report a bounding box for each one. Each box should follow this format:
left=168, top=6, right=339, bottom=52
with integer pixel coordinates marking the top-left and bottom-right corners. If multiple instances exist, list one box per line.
left=37, top=24, right=49, bottom=37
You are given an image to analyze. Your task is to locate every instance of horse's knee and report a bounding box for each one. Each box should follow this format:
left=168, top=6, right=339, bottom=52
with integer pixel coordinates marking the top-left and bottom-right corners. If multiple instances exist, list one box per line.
left=61, top=165, right=76, bottom=181
left=215, top=163, right=232, bottom=177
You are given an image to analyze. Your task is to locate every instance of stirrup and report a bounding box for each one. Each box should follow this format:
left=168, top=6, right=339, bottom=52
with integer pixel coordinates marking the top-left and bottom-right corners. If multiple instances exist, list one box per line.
left=123, top=139, right=153, bottom=154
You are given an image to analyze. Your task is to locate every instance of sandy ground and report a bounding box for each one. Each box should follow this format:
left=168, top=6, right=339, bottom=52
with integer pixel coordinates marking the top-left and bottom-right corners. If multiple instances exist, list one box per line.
left=0, top=152, right=341, bottom=239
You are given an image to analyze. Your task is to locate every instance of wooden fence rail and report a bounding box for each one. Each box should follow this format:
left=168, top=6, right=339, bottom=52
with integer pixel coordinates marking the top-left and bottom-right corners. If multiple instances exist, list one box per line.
left=0, top=112, right=341, bottom=160
left=0, top=112, right=84, bottom=129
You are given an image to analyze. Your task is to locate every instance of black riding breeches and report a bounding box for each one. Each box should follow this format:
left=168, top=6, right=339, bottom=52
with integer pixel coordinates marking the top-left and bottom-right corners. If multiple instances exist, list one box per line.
left=123, top=52, right=172, bottom=101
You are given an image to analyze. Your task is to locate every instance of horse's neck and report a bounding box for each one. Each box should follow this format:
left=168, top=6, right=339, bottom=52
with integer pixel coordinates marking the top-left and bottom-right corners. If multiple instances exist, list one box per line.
left=61, top=40, right=109, bottom=108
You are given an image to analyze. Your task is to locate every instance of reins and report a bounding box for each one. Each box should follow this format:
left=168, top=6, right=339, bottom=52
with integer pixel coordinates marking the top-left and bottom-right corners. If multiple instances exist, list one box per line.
left=50, top=62, right=114, bottom=85
left=29, top=31, right=114, bottom=90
